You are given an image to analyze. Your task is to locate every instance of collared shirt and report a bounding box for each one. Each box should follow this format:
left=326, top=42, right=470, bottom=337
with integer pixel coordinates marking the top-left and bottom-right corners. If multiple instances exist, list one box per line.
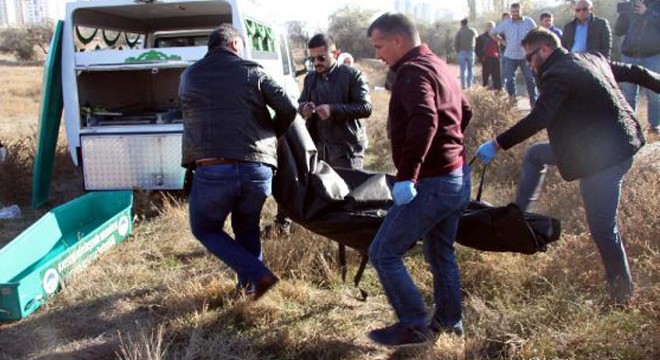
left=492, top=16, right=537, bottom=60
left=571, top=21, right=589, bottom=53
left=310, top=63, right=338, bottom=105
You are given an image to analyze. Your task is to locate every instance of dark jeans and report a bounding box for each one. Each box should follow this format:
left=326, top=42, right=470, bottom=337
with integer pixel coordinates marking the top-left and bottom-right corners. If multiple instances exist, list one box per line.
left=190, top=162, right=274, bottom=286
left=482, top=57, right=502, bottom=90
left=502, top=56, right=537, bottom=107
left=516, top=143, right=634, bottom=300
left=369, top=168, right=469, bottom=328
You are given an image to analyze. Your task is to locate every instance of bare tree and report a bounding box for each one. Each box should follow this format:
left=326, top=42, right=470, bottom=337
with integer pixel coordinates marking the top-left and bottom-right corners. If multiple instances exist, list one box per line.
left=26, top=21, right=55, bottom=55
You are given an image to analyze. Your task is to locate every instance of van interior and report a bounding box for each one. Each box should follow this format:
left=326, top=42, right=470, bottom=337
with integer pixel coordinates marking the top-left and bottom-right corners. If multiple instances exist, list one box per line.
left=72, top=1, right=233, bottom=127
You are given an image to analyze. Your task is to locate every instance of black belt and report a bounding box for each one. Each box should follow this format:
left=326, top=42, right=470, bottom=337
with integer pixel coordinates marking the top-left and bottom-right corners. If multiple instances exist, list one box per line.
left=195, top=158, right=242, bottom=167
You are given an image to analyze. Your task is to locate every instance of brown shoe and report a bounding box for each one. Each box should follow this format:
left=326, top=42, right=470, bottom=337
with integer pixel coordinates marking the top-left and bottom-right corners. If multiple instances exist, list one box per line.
left=253, top=274, right=279, bottom=301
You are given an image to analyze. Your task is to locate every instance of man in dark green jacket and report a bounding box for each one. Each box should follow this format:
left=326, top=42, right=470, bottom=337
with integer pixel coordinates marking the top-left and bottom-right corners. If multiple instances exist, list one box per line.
left=476, top=28, right=660, bottom=304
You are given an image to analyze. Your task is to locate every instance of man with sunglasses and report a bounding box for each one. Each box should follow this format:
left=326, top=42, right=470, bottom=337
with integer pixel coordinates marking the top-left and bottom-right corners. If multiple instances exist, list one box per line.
left=476, top=28, right=660, bottom=304
left=561, top=0, right=612, bottom=58
left=267, top=34, right=372, bottom=236
left=298, top=33, right=372, bottom=168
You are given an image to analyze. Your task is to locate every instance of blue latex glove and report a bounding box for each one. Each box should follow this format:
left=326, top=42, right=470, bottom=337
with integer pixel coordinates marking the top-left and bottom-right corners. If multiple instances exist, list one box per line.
left=392, top=180, right=417, bottom=206
left=476, top=140, right=498, bottom=164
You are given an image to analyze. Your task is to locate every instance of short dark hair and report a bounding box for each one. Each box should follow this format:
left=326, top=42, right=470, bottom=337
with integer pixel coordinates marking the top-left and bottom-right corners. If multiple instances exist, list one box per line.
left=367, top=12, right=418, bottom=42
left=540, top=12, right=552, bottom=21
left=308, top=34, right=334, bottom=49
left=521, top=27, right=560, bottom=49
left=511, top=3, right=521, bottom=9
left=461, top=18, right=468, bottom=26
left=502, top=12, right=511, bottom=18
left=208, top=24, right=242, bottom=52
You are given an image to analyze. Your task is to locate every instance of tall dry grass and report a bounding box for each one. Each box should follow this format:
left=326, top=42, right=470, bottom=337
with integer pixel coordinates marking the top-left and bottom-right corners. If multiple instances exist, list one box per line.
left=0, top=61, right=659, bottom=359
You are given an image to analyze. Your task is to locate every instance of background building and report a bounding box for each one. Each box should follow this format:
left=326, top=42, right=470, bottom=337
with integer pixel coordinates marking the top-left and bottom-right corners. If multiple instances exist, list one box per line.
left=0, top=0, right=51, bottom=27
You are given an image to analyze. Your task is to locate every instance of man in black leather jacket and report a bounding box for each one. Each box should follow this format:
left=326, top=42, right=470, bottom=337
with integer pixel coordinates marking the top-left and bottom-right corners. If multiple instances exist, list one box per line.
left=270, top=33, right=372, bottom=235
left=299, top=34, right=372, bottom=169
left=561, top=0, right=612, bottom=58
left=476, top=28, right=660, bottom=304
left=179, top=24, right=297, bottom=300
left=615, top=0, right=660, bottom=134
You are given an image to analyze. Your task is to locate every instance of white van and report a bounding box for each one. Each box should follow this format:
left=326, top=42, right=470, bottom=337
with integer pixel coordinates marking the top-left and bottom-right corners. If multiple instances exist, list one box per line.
left=60, top=0, right=300, bottom=190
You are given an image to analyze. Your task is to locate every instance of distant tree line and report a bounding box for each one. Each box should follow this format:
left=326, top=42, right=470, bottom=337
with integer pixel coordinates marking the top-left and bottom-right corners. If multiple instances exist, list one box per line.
left=285, top=0, right=622, bottom=64
left=0, top=21, right=54, bottom=62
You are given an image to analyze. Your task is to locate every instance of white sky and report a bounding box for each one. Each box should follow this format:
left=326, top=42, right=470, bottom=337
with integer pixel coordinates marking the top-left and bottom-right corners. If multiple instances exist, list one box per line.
left=50, top=0, right=465, bottom=26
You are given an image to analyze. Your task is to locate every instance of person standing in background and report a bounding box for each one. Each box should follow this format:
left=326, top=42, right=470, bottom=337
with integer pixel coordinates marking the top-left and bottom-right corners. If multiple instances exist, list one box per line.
left=615, top=0, right=660, bottom=135
left=338, top=52, right=355, bottom=67
left=454, top=18, right=479, bottom=89
left=540, top=12, right=563, bottom=38
left=476, top=21, right=502, bottom=90
left=491, top=3, right=538, bottom=107
left=561, top=0, right=612, bottom=58
left=499, top=12, right=511, bottom=92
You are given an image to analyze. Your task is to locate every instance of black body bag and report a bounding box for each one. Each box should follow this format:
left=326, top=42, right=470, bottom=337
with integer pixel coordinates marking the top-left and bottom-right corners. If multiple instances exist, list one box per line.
left=273, top=119, right=561, bottom=287
left=456, top=162, right=561, bottom=254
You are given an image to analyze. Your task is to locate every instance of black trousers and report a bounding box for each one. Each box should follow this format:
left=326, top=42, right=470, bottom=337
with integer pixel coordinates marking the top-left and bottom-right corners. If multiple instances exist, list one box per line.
left=482, top=57, right=502, bottom=90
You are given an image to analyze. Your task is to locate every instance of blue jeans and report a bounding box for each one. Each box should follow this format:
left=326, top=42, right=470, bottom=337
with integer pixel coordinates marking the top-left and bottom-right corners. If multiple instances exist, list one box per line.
left=502, top=57, right=537, bottom=107
left=189, top=162, right=274, bottom=287
left=369, top=168, right=469, bottom=328
left=515, top=143, right=634, bottom=300
left=619, top=53, right=660, bottom=130
left=457, top=50, right=475, bottom=89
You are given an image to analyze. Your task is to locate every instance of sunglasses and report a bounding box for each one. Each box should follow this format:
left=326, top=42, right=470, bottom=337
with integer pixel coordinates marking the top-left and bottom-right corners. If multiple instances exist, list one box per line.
left=575, top=7, right=590, bottom=12
left=525, top=47, right=541, bottom=63
left=307, top=55, right=328, bottom=63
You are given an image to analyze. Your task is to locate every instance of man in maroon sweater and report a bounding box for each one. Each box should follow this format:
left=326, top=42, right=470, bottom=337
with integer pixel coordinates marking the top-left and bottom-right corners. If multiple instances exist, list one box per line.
left=366, top=13, right=472, bottom=347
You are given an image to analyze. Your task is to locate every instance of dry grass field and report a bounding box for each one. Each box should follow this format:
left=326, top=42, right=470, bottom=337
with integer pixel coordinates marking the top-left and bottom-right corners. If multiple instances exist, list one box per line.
left=0, top=60, right=659, bottom=360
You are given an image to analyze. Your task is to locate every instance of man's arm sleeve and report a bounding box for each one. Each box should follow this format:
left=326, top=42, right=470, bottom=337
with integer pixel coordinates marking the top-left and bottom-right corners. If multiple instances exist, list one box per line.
left=297, top=75, right=311, bottom=115
left=611, top=62, right=660, bottom=93
left=496, top=73, right=569, bottom=149
left=614, top=13, right=629, bottom=37
left=260, top=73, right=297, bottom=137
left=329, top=69, right=373, bottom=120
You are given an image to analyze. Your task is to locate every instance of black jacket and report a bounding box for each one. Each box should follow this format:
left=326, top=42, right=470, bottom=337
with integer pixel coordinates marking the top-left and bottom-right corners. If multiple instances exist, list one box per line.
left=562, top=15, right=612, bottom=58
left=614, top=1, right=660, bottom=58
left=298, top=64, right=372, bottom=148
left=179, top=48, right=297, bottom=168
left=497, top=48, right=660, bottom=181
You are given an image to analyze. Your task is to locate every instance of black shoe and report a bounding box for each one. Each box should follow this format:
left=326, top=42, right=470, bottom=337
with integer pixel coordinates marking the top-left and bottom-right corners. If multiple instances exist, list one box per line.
left=253, top=274, right=279, bottom=301
left=261, top=222, right=291, bottom=238
left=367, top=323, right=433, bottom=348
left=428, top=319, right=464, bottom=337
